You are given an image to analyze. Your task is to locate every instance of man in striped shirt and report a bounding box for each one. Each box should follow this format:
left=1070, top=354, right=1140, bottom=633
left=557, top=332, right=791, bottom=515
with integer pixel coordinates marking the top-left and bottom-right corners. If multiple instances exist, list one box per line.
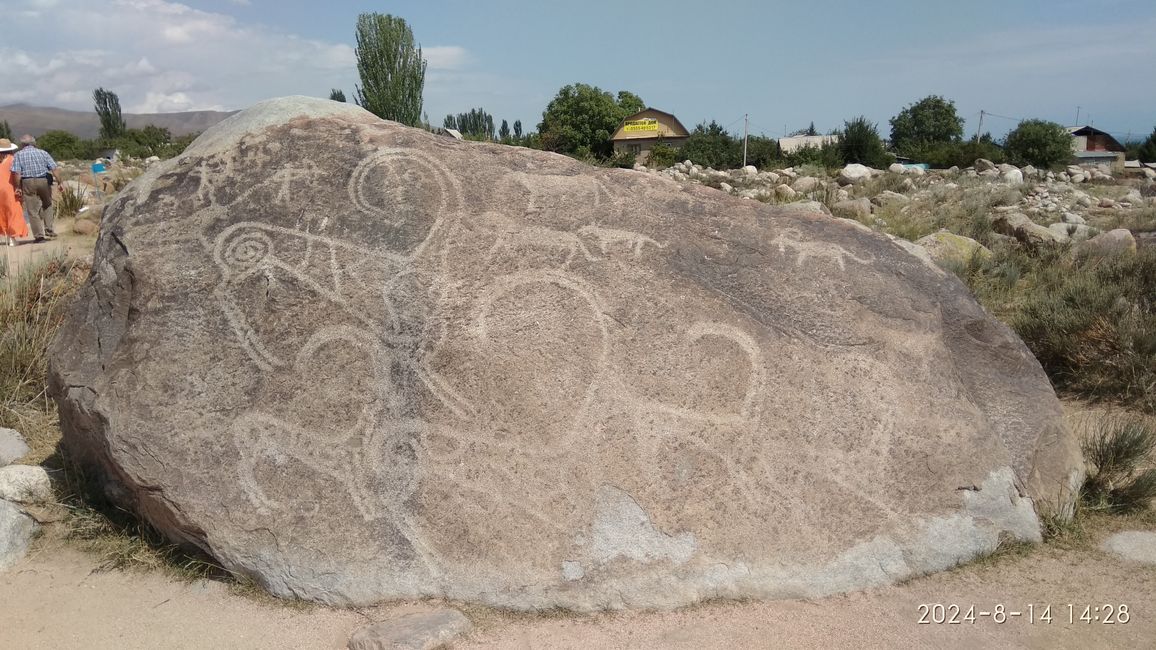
left=11, top=134, right=63, bottom=242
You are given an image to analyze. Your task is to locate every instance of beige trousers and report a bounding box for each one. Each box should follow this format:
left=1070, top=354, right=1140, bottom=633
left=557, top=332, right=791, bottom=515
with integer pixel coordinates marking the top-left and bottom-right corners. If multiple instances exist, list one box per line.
left=21, top=177, right=54, bottom=238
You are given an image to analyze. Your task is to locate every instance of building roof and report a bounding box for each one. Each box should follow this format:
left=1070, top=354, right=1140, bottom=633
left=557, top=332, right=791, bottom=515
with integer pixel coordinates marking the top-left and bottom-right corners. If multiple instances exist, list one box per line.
left=778, top=134, right=840, bottom=154
left=1067, top=125, right=1126, bottom=152
left=611, top=108, right=690, bottom=141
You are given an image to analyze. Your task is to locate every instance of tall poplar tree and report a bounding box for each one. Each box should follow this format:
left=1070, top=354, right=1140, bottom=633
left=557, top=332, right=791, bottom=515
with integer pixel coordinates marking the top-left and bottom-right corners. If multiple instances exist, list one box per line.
left=354, top=13, right=427, bottom=126
left=93, top=87, right=126, bottom=139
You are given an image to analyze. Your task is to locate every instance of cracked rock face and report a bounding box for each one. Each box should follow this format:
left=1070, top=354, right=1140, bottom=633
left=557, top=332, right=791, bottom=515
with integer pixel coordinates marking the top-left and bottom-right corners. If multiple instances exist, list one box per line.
left=49, top=96, right=1082, bottom=610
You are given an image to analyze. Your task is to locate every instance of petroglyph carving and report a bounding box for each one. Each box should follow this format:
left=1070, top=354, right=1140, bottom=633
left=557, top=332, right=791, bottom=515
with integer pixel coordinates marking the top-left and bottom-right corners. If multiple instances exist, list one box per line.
left=577, top=225, right=666, bottom=257
left=769, top=233, right=872, bottom=271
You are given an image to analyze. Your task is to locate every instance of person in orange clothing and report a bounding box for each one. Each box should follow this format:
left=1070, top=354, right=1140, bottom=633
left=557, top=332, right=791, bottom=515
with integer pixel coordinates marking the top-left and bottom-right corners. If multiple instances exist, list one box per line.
left=0, top=138, right=31, bottom=246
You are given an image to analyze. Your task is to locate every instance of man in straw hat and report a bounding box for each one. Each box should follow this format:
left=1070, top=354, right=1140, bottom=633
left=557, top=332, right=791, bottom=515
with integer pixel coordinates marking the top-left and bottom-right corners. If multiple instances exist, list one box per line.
left=11, top=134, right=63, bottom=243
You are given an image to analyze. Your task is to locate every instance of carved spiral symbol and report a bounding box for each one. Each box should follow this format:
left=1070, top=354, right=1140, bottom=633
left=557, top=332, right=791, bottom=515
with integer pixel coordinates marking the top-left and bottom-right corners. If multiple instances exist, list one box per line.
left=222, top=230, right=273, bottom=273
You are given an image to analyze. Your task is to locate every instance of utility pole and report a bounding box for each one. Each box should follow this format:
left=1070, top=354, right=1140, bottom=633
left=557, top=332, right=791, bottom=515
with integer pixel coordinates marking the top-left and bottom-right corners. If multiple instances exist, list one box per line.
left=974, top=110, right=985, bottom=141
left=1075, top=106, right=1081, bottom=126
left=743, top=113, right=749, bottom=167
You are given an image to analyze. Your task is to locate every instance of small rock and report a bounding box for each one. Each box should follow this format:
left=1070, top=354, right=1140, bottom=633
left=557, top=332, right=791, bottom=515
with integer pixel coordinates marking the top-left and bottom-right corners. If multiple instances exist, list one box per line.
left=0, top=429, right=29, bottom=466
left=1070, top=173, right=1086, bottom=184
left=830, top=198, right=872, bottom=220
left=1098, top=197, right=1116, bottom=209
left=914, top=231, right=992, bottom=266
left=347, top=608, right=472, bottom=650
left=775, top=200, right=829, bottom=216
left=1078, top=229, right=1136, bottom=257
left=1061, top=212, right=1086, bottom=225
left=72, top=219, right=99, bottom=236
left=1102, top=531, right=1156, bottom=566
left=719, top=182, right=733, bottom=194
left=1047, top=223, right=1092, bottom=243
left=991, top=212, right=1063, bottom=246
left=741, top=165, right=758, bottom=177
left=0, top=465, right=53, bottom=505
left=774, top=184, right=797, bottom=201
left=1001, top=168, right=1024, bottom=185
left=1022, top=165, right=1037, bottom=177
left=836, top=163, right=873, bottom=185
left=791, top=176, right=820, bottom=193
left=974, top=158, right=997, bottom=172
left=872, top=190, right=909, bottom=207
left=0, top=500, right=38, bottom=572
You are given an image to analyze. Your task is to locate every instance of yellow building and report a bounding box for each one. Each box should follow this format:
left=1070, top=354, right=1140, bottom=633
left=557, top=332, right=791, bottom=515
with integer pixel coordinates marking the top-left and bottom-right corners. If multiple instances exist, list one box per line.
left=610, top=108, right=690, bottom=164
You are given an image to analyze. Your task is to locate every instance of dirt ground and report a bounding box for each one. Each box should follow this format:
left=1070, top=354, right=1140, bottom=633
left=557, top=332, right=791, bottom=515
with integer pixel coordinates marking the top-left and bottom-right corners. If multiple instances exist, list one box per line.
left=0, top=217, right=96, bottom=276
left=2, top=529, right=1154, bottom=649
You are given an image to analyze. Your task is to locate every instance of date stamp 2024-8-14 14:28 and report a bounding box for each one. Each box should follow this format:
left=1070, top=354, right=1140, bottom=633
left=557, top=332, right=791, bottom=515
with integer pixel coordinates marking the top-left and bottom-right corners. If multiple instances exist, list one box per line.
left=917, top=603, right=1132, bottom=625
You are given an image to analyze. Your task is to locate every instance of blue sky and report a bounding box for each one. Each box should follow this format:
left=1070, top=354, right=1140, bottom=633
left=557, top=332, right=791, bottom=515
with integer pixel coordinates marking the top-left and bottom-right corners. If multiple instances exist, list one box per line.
left=2, top=0, right=1154, bottom=141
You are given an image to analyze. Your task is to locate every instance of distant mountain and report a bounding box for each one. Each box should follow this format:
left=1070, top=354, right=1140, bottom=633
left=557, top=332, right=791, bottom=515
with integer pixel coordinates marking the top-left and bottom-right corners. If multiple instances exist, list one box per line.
left=0, top=103, right=237, bottom=139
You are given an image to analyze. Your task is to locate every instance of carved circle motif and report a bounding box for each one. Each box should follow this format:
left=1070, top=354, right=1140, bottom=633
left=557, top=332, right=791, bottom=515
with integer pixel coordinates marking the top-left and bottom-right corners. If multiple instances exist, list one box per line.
left=221, top=230, right=274, bottom=273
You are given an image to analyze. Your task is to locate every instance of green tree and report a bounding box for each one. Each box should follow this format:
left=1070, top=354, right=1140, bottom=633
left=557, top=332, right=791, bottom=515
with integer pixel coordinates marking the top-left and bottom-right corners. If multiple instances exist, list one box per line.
left=329, top=89, right=347, bottom=102
left=353, top=13, right=427, bottom=126
left=745, top=135, right=780, bottom=169
left=889, top=95, right=964, bottom=154
left=513, top=120, right=523, bottom=140
left=93, top=87, right=126, bottom=140
left=538, top=83, right=644, bottom=159
left=0, top=120, right=10, bottom=140
left=1004, top=119, right=1072, bottom=168
left=678, top=121, right=742, bottom=169
left=499, top=119, right=510, bottom=141
left=445, top=108, right=494, bottom=139
left=646, top=142, right=678, bottom=169
left=37, top=130, right=93, bottom=160
left=840, top=116, right=893, bottom=168
left=1137, top=127, right=1156, bottom=163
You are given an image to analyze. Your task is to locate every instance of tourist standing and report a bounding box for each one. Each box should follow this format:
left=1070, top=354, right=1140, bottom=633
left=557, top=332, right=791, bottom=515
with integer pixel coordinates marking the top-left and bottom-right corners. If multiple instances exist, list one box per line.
left=0, top=138, right=30, bottom=246
left=11, top=135, right=62, bottom=243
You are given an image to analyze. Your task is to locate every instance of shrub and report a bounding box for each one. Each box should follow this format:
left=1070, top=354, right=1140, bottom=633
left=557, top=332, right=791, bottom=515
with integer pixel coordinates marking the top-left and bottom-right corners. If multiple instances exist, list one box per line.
left=783, top=141, right=843, bottom=170
left=646, top=142, right=678, bottom=169
left=1136, top=126, right=1156, bottom=164
left=608, top=150, right=636, bottom=169
left=839, top=116, right=893, bottom=168
left=1081, top=416, right=1156, bottom=513
left=55, top=184, right=88, bottom=220
left=679, top=121, right=742, bottom=169
left=962, top=245, right=1156, bottom=412
left=1005, top=119, right=1072, bottom=169
left=903, top=138, right=1007, bottom=169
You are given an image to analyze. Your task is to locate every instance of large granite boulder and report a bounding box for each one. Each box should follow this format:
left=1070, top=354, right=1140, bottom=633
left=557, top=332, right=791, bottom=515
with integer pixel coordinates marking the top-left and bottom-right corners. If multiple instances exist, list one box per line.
left=49, top=97, right=1081, bottom=611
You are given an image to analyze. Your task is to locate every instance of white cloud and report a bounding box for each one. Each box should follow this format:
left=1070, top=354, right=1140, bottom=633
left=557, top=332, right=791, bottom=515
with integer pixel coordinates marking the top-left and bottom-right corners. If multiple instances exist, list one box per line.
left=0, top=0, right=467, bottom=115
left=424, top=46, right=469, bottom=71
